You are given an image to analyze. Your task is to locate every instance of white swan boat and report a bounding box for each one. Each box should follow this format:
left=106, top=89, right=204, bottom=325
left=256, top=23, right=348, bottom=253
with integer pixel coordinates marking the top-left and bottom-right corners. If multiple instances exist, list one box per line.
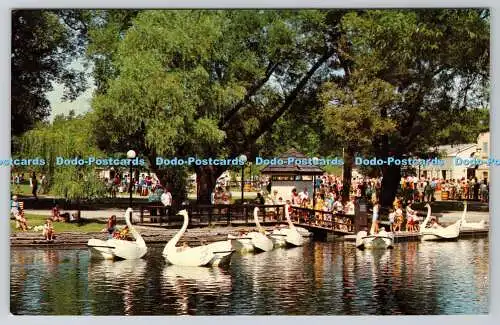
left=355, top=229, right=394, bottom=249
left=272, top=204, right=313, bottom=246
left=459, top=202, right=488, bottom=231
left=87, top=208, right=148, bottom=260
left=163, top=210, right=235, bottom=267
left=247, top=207, right=275, bottom=252
left=228, top=232, right=254, bottom=253
left=228, top=207, right=274, bottom=252
left=420, top=203, right=464, bottom=241
left=269, top=225, right=288, bottom=247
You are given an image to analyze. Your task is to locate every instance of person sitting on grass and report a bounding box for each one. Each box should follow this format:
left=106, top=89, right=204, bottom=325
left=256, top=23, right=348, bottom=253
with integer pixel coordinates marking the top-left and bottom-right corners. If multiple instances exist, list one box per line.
left=43, top=218, right=54, bottom=241
left=15, top=210, right=29, bottom=231
left=11, top=196, right=28, bottom=231
left=51, top=204, right=62, bottom=222
left=69, top=212, right=81, bottom=223
left=10, top=195, right=20, bottom=219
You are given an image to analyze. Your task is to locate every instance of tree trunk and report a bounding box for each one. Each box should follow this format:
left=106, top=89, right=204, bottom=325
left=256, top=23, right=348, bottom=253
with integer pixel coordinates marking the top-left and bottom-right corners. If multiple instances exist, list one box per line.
left=342, top=148, right=354, bottom=202
left=195, top=165, right=225, bottom=204
left=380, top=165, right=401, bottom=207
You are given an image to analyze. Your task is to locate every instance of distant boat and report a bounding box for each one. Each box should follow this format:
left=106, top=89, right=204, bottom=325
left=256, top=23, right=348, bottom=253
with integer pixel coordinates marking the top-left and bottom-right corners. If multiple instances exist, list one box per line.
left=228, top=232, right=255, bottom=253
left=460, top=202, right=488, bottom=231
left=355, top=229, right=394, bottom=250
left=420, top=203, right=463, bottom=241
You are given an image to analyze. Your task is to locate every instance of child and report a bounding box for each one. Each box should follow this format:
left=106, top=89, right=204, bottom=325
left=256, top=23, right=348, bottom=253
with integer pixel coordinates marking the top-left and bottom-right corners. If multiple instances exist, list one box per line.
left=406, top=204, right=417, bottom=232
left=388, top=209, right=396, bottom=232
left=370, top=200, right=380, bottom=234
left=43, top=218, right=54, bottom=241
left=394, top=205, right=404, bottom=232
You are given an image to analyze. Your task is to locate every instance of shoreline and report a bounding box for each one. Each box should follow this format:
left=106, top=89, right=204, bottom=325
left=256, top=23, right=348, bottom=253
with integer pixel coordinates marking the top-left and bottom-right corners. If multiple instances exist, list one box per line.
left=10, top=225, right=264, bottom=248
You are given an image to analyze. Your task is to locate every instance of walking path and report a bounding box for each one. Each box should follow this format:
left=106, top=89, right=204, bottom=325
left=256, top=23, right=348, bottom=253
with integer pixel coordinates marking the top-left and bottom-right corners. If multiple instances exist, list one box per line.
left=25, top=207, right=489, bottom=224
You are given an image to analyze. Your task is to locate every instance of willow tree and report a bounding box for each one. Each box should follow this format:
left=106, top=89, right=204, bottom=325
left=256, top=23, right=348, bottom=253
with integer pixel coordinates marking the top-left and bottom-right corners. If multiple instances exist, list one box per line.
left=18, top=114, right=107, bottom=208
left=88, top=9, right=349, bottom=203
left=337, top=9, right=489, bottom=205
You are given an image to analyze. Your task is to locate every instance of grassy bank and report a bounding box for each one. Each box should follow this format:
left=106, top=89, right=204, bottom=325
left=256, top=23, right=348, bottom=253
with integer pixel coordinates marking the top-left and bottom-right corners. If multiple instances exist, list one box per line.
left=10, top=214, right=106, bottom=234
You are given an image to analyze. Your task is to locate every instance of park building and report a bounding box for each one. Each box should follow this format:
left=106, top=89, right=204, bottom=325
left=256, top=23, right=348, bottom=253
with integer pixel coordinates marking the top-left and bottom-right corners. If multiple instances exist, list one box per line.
left=418, top=131, right=490, bottom=181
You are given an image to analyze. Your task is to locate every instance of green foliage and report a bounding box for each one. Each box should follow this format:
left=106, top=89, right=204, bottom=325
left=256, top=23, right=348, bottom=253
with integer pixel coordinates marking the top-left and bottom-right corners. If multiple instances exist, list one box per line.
left=18, top=114, right=107, bottom=201
left=340, top=9, right=489, bottom=156
left=11, top=10, right=89, bottom=138
left=321, top=73, right=398, bottom=153
left=86, top=9, right=347, bottom=202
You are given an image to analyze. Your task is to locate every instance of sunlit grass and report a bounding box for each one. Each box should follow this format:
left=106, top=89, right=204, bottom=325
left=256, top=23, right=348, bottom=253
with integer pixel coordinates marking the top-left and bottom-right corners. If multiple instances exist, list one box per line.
left=10, top=214, right=105, bottom=234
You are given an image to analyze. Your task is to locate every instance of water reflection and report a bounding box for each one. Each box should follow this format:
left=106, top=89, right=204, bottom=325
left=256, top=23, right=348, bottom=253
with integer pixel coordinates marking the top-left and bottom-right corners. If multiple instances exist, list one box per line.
left=10, top=239, right=489, bottom=315
left=88, top=259, right=147, bottom=315
left=161, top=265, right=232, bottom=315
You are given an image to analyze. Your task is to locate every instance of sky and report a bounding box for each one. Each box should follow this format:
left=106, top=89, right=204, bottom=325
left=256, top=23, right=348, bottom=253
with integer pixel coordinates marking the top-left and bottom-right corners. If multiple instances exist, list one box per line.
left=46, top=60, right=95, bottom=121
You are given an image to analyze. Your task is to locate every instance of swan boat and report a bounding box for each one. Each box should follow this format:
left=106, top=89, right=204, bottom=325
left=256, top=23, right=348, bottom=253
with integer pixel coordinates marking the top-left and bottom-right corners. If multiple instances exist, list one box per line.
left=420, top=203, right=464, bottom=241
left=228, top=207, right=274, bottom=252
left=227, top=232, right=254, bottom=253
left=459, top=202, right=488, bottom=231
left=87, top=208, right=148, bottom=260
left=270, top=204, right=312, bottom=247
left=248, top=207, right=275, bottom=252
left=163, top=210, right=235, bottom=267
left=355, top=229, right=394, bottom=249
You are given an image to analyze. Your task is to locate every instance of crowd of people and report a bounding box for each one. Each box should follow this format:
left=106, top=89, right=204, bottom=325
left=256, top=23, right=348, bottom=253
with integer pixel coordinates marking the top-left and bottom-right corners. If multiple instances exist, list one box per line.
left=105, top=173, right=160, bottom=198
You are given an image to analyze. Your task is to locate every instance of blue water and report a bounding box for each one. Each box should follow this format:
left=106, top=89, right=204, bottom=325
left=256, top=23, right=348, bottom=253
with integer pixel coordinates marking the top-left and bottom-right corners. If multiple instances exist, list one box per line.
left=10, top=238, right=489, bottom=315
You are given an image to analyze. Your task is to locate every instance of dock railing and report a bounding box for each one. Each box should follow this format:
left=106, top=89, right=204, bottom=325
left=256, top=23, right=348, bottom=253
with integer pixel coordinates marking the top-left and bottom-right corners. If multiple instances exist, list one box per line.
left=139, top=203, right=286, bottom=226
left=289, top=206, right=354, bottom=233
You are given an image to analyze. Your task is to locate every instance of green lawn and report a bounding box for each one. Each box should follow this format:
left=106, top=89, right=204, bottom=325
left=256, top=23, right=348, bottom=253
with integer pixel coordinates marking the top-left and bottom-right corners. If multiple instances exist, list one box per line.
left=11, top=183, right=53, bottom=197
left=10, top=214, right=106, bottom=234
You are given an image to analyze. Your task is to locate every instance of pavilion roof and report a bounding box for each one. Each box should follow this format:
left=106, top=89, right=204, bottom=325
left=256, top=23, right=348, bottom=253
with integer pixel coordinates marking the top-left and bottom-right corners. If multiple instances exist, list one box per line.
left=260, top=148, right=324, bottom=175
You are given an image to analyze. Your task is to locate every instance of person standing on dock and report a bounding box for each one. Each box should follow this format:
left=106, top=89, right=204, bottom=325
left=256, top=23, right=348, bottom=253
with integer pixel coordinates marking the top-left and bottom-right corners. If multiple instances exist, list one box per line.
left=370, top=200, right=380, bottom=234
left=161, top=187, right=172, bottom=216
left=291, top=188, right=300, bottom=206
left=394, top=205, right=404, bottom=232
left=299, top=187, right=309, bottom=203
left=388, top=209, right=396, bottom=232
left=344, top=197, right=355, bottom=216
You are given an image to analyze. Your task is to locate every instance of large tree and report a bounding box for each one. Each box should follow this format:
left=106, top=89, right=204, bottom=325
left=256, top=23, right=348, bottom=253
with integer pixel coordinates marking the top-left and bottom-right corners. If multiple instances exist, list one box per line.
left=88, top=10, right=349, bottom=203
left=11, top=10, right=89, bottom=138
left=334, top=9, right=489, bottom=205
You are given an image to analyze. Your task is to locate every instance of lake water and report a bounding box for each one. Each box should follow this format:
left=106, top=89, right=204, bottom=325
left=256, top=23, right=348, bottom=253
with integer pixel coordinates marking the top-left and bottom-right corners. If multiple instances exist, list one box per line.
left=10, top=238, right=489, bottom=315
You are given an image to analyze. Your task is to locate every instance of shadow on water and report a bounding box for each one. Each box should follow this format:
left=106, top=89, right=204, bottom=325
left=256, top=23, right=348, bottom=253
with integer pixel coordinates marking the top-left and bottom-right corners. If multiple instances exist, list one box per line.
left=10, top=238, right=489, bottom=315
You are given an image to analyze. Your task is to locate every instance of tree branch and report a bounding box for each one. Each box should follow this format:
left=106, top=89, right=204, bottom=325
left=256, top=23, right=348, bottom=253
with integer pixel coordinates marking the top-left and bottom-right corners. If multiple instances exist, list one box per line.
left=243, top=50, right=335, bottom=147
left=218, top=61, right=279, bottom=128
